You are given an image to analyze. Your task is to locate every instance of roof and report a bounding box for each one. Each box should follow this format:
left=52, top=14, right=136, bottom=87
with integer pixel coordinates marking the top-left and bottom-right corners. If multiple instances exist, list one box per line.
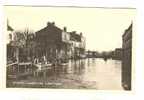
left=122, top=23, right=132, bottom=37
left=36, top=22, right=62, bottom=34
left=35, top=22, right=63, bottom=43
left=70, top=32, right=81, bottom=42
left=7, top=24, right=14, bottom=31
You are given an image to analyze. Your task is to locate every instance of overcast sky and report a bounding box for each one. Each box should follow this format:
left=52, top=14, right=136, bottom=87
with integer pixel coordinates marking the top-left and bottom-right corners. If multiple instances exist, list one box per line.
left=4, top=6, right=136, bottom=52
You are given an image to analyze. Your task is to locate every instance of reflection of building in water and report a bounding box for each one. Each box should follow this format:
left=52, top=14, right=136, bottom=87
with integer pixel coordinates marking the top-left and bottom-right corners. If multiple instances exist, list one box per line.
left=122, top=23, right=132, bottom=90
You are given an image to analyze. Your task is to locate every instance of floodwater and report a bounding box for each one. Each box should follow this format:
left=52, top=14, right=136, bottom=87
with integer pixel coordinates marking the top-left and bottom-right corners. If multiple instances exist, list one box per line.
left=9, top=58, right=123, bottom=90
left=49, top=58, right=123, bottom=90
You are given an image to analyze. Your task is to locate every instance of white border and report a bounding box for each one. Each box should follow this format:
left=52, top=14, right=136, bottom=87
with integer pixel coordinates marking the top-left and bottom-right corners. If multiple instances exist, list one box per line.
left=0, top=0, right=143, bottom=100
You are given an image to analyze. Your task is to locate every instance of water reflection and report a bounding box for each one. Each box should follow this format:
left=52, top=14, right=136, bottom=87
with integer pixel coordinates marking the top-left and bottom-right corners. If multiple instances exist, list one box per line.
left=34, top=58, right=123, bottom=90
left=12, top=58, right=123, bottom=89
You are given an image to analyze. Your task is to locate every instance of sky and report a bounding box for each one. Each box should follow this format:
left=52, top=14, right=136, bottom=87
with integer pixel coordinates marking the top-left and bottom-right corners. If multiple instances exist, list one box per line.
left=4, top=6, right=136, bottom=52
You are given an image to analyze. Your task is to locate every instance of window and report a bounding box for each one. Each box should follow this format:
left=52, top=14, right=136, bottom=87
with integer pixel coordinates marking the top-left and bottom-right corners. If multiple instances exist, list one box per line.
left=9, top=34, right=12, bottom=40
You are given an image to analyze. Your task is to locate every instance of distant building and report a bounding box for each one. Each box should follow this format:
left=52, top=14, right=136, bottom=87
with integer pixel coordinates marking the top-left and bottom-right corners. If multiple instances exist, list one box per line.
left=85, top=51, right=98, bottom=58
left=122, top=23, right=132, bottom=90
left=112, top=48, right=122, bottom=60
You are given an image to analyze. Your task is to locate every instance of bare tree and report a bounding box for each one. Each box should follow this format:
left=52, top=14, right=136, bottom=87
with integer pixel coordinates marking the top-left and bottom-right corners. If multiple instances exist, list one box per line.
left=14, top=28, right=36, bottom=62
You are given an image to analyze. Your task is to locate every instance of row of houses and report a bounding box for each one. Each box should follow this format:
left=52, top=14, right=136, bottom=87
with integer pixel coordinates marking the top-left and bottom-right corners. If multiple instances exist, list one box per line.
left=85, top=49, right=122, bottom=60
left=7, top=21, right=86, bottom=65
left=6, top=21, right=86, bottom=79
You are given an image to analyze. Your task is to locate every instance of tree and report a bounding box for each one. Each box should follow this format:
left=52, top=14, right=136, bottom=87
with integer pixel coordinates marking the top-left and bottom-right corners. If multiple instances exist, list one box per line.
left=14, top=28, right=34, bottom=46
left=14, top=28, right=36, bottom=62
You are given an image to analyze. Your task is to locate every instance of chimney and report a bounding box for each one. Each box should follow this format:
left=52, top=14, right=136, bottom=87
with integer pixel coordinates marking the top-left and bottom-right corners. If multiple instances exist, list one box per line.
left=52, top=22, right=55, bottom=25
left=47, top=21, right=55, bottom=26
left=80, top=32, right=83, bottom=37
left=47, top=22, right=51, bottom=26
left=63, top=27, right=67, bottom=32
left=73, top=31, right=76, bottom=34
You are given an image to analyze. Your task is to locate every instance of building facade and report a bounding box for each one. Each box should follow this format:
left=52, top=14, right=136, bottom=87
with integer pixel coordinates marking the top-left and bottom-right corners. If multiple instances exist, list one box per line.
left=35, top=22, right=66, bottom=63
left=122, top=23, right=132, bottom=90
left=7, top=21, right=19, bottom=64
left=112, top=48, right=122, bottom=60
left=35, top=22, right=85, bottom=63
left=7, top=21, right=20, bottom=79
left=69, top=31, right=86, bottom=59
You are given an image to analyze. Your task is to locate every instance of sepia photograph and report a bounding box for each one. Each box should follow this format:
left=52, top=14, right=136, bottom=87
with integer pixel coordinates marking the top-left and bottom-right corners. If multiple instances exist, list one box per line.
left=5, top=6, right=136, bottom=90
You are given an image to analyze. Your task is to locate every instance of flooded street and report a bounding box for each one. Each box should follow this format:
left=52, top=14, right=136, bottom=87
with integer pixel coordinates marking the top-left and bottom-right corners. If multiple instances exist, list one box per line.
left=52, top=58, right=123, bottom=90
left=9, top=58, right=123, bottom=90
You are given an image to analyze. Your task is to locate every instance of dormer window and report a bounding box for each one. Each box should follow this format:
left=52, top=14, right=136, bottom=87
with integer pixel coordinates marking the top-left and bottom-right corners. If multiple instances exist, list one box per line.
left=9, top=34, right=12, bottom=41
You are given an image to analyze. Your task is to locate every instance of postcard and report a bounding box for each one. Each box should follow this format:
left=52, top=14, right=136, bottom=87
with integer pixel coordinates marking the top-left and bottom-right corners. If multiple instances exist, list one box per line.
left=4, top=6, right=136, bottom=91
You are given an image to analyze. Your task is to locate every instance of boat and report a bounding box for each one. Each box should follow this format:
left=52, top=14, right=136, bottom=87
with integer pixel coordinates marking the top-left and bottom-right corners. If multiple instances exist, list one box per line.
left=34, top=63, right=52, bottom=70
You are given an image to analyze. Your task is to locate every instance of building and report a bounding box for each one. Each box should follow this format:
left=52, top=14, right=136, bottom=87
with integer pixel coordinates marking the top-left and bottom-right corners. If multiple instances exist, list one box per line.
left=7, top=21, right=19, bottom=64
left=35, top=22, right=69, bottom=63
left=7, top=21, right=14, bottom=44
left=35, top=22, right=85, bottom=63
left=6, top=20, right=20, bottom=79
left=122, top=23, right=132, bottom=90
left=69, top=31, right=86, bottom=59
left=112, top=48, right=122, bottom=60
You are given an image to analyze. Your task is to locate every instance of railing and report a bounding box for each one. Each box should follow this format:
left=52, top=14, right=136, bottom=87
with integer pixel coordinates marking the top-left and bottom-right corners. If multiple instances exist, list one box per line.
left=7, top=62, right=18, bottom=67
